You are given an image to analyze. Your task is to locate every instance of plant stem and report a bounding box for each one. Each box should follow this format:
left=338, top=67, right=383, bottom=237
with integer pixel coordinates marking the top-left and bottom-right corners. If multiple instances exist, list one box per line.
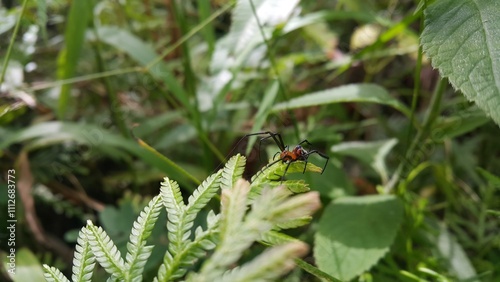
left=294, top=258, right=343, bottom=282
left=386, top=78, right=447, bottom=193
left=0, top=0, right=29, bottom=85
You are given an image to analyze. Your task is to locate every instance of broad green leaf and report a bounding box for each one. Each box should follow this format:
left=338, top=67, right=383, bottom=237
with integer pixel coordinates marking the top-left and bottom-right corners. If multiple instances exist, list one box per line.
left=57, top=0, right=92, bottom=119
left=314, top=195, right=403, bottom=281
left=331, top=139, right=398, bottom=184
left=421, top=0, right=500, bottom=126
left=272, top=84, right=410, bottom=117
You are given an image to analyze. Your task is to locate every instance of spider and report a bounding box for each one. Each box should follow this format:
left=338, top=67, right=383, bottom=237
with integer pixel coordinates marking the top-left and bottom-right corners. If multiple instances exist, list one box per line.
left=245, top=131, right=329, bottom=181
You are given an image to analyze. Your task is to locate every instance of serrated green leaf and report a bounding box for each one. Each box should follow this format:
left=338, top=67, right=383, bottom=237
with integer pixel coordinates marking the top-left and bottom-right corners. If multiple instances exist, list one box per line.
left=314, top=195, right=403, bottom=281
left=421, top=0, right=500, bottom=126
left=272, top=84, right=410, bottom=117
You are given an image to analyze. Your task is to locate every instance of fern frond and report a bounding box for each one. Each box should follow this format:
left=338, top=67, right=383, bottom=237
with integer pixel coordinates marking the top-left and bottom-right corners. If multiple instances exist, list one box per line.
left=168, top=170, right=222, bottom=256
left=221, top=154, right=246, bottom=190
left=125, top=195, right=163, bottom=282
left=218, top=242, right=309, bottom=282
left=276, top=216, right=312, bottom=229
left=85, top=220, right=126, bottom=280
left=268, top=191, right=321, bottom=224
left=160, top=177, right=187, bottom=255
left=43, top=265, right=70, bottom=282
left=260, top=230, right=299, bottom=245
left=219, top=179, right=250, bottom=241
left=194, top=180, right=257, bottom=280
left=249, top=161, right=321, bottom=199
left=281, top=180, right=310, bottom=193
left=155, top=212, right=220, bottom=282
left=186, top=169, right=222, bottom=216
left=71, top=226, right=95, bottom=282
left=160, top=177, right=185, bottom=221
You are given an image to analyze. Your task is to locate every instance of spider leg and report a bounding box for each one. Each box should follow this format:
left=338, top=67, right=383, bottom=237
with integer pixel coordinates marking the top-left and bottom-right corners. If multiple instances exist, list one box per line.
left=243, top=131, right=286, bottom=151
left=302, top=158, right=308, bottom=174
left=272, top=150, right=281, bottom=160
left=304, top=150, right=329, bottom=174
left=298, top=139, right=313, bottom=147
left=279, top=161, right=293, bottom=183
left=259, top=135, right=278, bottom=162
left=252, top=157, right=282, bottom=181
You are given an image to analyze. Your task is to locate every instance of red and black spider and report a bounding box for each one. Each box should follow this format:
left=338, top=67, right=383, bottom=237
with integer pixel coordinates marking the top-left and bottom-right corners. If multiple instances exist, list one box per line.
left=245, top=131, right=329, bottom=181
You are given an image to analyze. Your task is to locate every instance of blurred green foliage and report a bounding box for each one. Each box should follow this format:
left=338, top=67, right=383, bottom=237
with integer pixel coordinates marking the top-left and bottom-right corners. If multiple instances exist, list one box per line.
left=1, top=0, right=499, bottom=281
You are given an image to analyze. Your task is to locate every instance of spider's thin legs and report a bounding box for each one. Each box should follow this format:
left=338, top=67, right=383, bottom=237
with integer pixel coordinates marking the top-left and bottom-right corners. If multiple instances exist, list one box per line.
left=298, top=139, right=313, bottom=147
left=281, top=161, right=292, bottom=183
left=273, top=151, right=281, bottom=160
left=302, top=159, right=308, bottom=174
left=243, top=131, right=286, bottom=151
left=252, top=157, right=282, bottom=181
left=304, top=150, right=329, bottom=174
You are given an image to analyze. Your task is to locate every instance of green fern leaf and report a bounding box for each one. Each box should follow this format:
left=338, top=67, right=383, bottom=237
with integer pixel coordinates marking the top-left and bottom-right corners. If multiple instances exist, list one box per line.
left=160, top=177, right=187, bottom=255
left=268, top=191, right=321, bottom=224
left=218, top=242, right=308, bottom=282
left=221, top=154, right=246, bottom=190
left=260, top=230, right=298, bottom=245
left=192, top=183, right=320, bottom=282
left=160, top=177, right=185, bottom=219
left=219, top=179, right=251, bottom=240
left=186, top=170, right=222, bottom=216
left=156, top=211, right=220, bottom=281
left=71, top=226, right=96, bottom=282
left=195, top=180, right=256, bottom=280
left=85, top=220, right=126, bottom=280
left=276, top=216, right=313, bottom=229
left=171, top=170, right=222, bottom=255
left=43, top=265, right=70, bottom=282
left=249, top=160, right=321, bottom=199
left=125, top=195, right=163, bottom=281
